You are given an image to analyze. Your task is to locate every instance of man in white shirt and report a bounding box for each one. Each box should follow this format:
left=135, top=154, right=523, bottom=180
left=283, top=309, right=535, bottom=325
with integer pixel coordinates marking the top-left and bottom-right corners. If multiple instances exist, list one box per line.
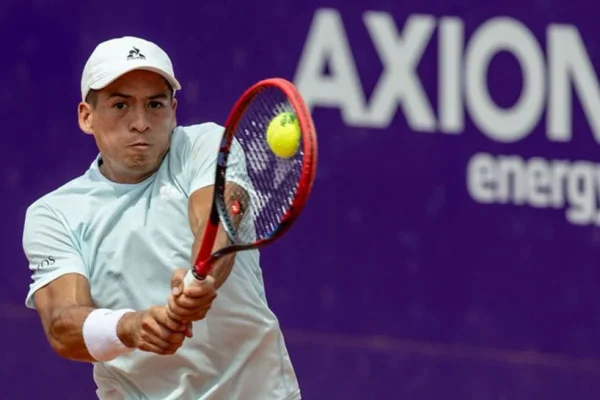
left=22, top=35, right=300, bottom=400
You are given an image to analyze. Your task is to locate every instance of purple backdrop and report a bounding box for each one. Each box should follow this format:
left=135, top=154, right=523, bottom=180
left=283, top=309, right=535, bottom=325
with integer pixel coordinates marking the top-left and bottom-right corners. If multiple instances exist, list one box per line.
left=3, top=1, right=600, bottom=399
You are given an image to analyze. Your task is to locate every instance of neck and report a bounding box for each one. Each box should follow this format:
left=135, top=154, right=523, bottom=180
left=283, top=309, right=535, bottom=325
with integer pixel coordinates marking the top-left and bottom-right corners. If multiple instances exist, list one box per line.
left=98, top=158, right=156, bottom=184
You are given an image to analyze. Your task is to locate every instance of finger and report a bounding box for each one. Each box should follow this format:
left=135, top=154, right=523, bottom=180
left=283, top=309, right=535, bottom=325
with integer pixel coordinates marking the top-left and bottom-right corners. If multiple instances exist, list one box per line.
left=182, top=278, right=217, bottom=299
left=155, top=325, right=187, bottom=346
left=167, top=302, right=213, bottom=322
left=165, top=299, right=209, bottom=327
left=144, top=314, right=186, bottom=345
left=172, top=293, right=217, bottom=310
left=168, top=305, right=201, bottom=321
left=182, top=287, right=217, bottom=300
left=169, top=316, right=193, bottom=338
left=183, top=286, right=217, bottom=299
left=176, top=306, right=213, bottom=323
left=168, top=295, right=196, bottom=319
left=151, top=306, right=188, bottom=335
left=162, top=308, right=189, bottom=332
left=139, top=321, right=184, bottom=354
left=160, top=304, right=192, bottom=332
left=139, top=333, right=183, bottom=355
left=170, top=268, right=187, bottom=297
left=162, top=306, right=195, bottom=337
left=165, top=303, right=182, bottom=323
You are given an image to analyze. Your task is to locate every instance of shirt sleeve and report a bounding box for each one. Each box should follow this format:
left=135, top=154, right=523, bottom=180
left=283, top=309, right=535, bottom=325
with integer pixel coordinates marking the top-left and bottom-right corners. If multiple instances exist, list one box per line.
left=22, top=202, right=88, bottom=309
left=181, top=123, right=254, bottom=196
left=184, top=123, right=223, bottom=193
left=178, top=123, right=259, bottom=242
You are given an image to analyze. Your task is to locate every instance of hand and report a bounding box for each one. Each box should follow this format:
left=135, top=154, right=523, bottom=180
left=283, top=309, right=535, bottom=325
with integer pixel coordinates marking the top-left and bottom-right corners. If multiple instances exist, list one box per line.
left=167, top=268, right=217, bottom=323
left=117, top=306, right=192, bottom=355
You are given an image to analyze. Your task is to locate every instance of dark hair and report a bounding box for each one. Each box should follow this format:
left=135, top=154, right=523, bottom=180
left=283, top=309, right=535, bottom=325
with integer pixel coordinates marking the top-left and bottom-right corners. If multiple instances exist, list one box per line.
left=84, top=89, right=100, bottom=108
left=84, top=77, right=174, bottom=108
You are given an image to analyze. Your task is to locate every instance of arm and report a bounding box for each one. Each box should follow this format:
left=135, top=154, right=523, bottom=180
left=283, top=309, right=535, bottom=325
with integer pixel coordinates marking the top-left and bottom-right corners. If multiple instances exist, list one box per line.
left=165, top=181, right=247, bottom=323
left=167, top=125, right=254, bottom=323
left=34, top=274, right=185, bottom=362
left=25, top=204, right=188, bottom=362
left=188, top=181, right=249, bottom=289
left=170, top=125, right=253, bottom=292
left=33, top=273, right=97, bottom=362
left=34, top=274, right=189, bottom=362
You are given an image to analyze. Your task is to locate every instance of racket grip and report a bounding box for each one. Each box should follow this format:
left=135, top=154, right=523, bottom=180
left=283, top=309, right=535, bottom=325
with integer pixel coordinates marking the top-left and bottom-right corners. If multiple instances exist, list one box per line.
left=183, top=269, right=206, bottom=288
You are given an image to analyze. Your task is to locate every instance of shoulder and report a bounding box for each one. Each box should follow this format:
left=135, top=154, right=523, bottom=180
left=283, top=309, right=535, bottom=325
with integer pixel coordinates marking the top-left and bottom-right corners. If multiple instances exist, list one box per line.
left=167, top=122, right=226, bottom=169
left=24, top=171, right=94, bottom=230
left=170, top=122, right=225, bottom=149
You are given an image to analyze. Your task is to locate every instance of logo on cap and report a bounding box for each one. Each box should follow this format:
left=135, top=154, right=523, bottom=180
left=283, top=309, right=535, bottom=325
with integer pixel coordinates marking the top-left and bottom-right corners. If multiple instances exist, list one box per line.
left=127, top=46, right=145, bottom=60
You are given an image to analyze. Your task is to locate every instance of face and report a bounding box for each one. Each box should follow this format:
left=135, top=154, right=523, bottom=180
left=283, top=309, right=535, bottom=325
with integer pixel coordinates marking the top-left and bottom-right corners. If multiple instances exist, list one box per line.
left=78, top=70, right=178, bottom=184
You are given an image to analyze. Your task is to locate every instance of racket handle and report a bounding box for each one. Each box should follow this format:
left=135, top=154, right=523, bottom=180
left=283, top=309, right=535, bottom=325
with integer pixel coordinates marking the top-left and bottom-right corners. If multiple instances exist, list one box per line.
left=183, top=269, right=206, bottom=288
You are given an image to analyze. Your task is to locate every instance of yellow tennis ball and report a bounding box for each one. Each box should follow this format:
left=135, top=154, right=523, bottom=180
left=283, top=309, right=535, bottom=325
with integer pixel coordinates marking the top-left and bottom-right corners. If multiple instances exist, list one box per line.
left=266, top=112, right=301, bottom=159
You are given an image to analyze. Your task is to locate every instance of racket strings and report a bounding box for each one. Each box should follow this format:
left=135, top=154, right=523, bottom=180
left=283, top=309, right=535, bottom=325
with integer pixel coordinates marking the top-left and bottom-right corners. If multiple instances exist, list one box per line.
left=224, top=87, right=304, bottom=243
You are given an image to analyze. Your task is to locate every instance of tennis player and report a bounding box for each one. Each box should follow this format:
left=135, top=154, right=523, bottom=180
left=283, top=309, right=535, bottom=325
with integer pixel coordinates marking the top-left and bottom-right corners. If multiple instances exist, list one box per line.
left=21, top=36, right=301, bottom=400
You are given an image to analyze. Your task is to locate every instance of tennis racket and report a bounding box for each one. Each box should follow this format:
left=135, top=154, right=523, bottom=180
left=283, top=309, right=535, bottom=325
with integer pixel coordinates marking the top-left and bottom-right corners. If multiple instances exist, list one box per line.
left=183, top=77, right=318, bottom=287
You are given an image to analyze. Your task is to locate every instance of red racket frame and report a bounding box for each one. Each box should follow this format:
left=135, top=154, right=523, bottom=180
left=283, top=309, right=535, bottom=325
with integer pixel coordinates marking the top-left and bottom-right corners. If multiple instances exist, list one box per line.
left=190, top=78, right=318, bottom=280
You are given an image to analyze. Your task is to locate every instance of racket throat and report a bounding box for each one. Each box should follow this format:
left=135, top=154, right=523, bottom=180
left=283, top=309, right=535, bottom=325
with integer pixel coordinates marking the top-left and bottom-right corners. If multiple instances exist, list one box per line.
left=192, top=259, right=214, bottom=280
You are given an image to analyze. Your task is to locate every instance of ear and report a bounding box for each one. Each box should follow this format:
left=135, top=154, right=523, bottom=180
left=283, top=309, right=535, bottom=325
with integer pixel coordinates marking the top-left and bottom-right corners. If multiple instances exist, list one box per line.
left=171, top=97, right=178, bottom=127
left=78, top=102, right=94, bottom=135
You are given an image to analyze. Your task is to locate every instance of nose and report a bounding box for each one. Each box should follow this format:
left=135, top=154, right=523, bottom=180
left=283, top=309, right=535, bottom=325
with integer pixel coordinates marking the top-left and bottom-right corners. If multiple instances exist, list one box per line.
left=129, top=107, right=150, bottom=133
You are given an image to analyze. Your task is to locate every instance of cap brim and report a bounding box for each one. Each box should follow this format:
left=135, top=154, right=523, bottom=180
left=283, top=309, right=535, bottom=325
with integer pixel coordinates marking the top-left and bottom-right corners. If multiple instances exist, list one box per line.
left=89, top=64, right=182, bottom=93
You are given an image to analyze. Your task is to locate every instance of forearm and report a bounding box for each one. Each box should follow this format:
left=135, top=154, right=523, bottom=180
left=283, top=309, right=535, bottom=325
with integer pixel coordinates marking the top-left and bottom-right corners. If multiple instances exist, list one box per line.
left=191, top=224, right=236, bottom=289
left=188, top=183, right=247, bottom=288
left=47, top=305, right=96, bottom=362
left=47, top=305, right=138, bottom=362
left=210, top=253, right=236, bottom=289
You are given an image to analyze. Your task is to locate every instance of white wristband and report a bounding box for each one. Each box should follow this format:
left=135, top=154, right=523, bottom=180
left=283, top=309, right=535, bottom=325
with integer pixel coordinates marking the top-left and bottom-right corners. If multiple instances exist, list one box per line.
left=82, top=308, right=135, bottom=362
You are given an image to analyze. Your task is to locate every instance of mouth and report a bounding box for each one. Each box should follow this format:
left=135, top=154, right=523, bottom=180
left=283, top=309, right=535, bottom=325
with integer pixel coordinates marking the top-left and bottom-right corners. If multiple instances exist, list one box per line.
left=129, top=142, right=151, bottom=148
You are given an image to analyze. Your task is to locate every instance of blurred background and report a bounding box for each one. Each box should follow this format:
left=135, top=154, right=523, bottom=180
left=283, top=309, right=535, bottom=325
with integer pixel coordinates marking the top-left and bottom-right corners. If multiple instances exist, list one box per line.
left=3, top=0, right=600, bottom=399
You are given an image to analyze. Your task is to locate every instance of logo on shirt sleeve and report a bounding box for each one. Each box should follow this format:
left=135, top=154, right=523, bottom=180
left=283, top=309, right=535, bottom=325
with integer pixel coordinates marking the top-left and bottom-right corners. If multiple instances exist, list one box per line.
left=34, top=255, right=56, bottom=271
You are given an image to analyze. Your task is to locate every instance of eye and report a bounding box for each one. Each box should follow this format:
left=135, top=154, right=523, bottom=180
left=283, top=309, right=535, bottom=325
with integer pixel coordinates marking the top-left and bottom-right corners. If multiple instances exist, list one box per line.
left=148, top=101, right=165, bottom=109
left=112, top=102, right=128, bottom=110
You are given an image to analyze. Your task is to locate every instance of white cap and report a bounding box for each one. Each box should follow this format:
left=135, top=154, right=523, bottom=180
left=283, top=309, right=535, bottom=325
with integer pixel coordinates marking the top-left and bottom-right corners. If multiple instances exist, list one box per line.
left=80, top=36, right=182, bottom=101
